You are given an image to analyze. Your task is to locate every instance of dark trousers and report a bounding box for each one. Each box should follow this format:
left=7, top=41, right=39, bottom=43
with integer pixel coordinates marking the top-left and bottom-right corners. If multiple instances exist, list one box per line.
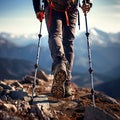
left=45, top=6, right=78, bottom=80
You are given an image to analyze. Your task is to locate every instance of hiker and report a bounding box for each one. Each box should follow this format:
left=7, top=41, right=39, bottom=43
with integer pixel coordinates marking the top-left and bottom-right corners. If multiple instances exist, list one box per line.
left=32, top=0, right=92, bottom=98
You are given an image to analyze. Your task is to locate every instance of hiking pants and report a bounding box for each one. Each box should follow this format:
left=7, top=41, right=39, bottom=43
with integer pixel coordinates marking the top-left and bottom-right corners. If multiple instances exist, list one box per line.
left=45, top=7, right=78, bottom=80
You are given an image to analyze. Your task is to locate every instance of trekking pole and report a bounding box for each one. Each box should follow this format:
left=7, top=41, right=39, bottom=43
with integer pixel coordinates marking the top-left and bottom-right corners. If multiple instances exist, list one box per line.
left=78, top=11, right=80, bottom=30
left=31, top=21, right=43, bottom=102
left=78, top=0, right=81, bottom=30
left=82, top=0, right=96, bottom=107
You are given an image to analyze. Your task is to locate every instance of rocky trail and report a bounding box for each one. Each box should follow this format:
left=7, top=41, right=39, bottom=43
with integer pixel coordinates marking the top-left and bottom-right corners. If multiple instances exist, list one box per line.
left=0, top=71, right=120, bottom=120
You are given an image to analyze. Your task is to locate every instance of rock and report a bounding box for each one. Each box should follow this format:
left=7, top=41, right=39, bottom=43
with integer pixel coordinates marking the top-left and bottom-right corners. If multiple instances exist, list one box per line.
left=0, top=95, right=7, bottom=101
left=97, top=93, right=120, bottom=106
left=24, top=96, right=32, bottom=102
left=32, top=95, right=50, bottom=106
left=36, top=103, right=52, bottom=120
left=31, top=70, right=49, bottom=82
left=33, top=95, right=54, bottom=120
left=44, top=86, right=52, bottom=93
left=0, top=81, right=12, bottom=90
left=9, top=90, right=28, bottom=100
left=63, top=101, right=78, bottom=109
left=0, top=86, right=3, bottom=91
left=37, top=79, right=47, bottom=86
left=23, top=75, right=34, bottom=83
left=84, top=106, right=118, bottom=120
left=17, top=101, right=31, bottom=112
left=1, top=103, right=17, bottom=113
left=23, top=75, right=41, bottom=85
left=0, top=111, right=21, bottom=120
left=11, top=81, right=23, bottom=89
left=0, top=99, right=3, bottom=104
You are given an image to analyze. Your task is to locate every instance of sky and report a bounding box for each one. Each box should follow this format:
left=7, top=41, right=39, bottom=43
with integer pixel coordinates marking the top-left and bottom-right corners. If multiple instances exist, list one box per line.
left=0, top=0, right=120, bottom=36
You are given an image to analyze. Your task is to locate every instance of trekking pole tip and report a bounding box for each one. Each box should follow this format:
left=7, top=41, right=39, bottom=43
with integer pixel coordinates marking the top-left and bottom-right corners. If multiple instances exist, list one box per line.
left=29, top=98, right=33, bottom=105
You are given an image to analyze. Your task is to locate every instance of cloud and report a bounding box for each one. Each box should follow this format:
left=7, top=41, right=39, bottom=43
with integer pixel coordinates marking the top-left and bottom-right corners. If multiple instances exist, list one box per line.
left=104, top=0, right=120, bottom=5
left=114, top=4, right=120, bottom=8
left=98, top=0, right=120, bottom=9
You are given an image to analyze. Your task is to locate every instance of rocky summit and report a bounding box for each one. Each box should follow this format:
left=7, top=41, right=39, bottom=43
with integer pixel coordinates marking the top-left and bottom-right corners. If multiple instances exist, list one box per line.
left=0, top=70, right=120, bottom=120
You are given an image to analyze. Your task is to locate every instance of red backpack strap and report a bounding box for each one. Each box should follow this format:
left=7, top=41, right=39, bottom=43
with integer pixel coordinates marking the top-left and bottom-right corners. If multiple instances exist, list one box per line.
left=65, top=11, right=70, bottom=26
left=48, top=3, right=54, bottom=27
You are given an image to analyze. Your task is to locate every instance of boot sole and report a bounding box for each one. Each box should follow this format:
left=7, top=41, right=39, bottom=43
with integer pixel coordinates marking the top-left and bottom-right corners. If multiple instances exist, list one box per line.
left=51, top=69, right=66, bottom=98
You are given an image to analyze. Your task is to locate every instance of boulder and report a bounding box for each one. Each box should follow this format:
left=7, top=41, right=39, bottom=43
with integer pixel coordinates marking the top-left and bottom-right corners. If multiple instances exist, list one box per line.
left=9, top=90, right=28, bottom=100
left=84, top=106, right=118, bottom=120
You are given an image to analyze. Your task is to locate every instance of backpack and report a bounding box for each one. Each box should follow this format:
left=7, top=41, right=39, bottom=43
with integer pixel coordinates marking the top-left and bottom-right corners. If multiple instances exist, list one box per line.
left=47, top=0, right=78, bottom=11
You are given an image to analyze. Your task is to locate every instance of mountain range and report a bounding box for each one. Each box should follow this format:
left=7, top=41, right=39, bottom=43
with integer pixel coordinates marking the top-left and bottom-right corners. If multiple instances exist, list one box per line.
left=0, top=28, right=120, bottom=74
left=0, top=57, right=34, bottom=80
left=0, top=28, right=120, bottom=98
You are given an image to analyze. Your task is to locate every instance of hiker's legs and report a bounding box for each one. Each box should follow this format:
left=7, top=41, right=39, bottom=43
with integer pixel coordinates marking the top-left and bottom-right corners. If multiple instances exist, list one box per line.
left=45, top=7, right=66, bottom=72
left=63, top=8, right=78, bottom=80
left=45, top=7, right=67, bottom=98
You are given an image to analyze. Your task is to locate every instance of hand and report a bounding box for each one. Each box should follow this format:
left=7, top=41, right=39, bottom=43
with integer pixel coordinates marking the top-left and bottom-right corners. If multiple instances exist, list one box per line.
left=36, top=11, right=45, bottom=22
left=81, top=3, right=92, bottom=14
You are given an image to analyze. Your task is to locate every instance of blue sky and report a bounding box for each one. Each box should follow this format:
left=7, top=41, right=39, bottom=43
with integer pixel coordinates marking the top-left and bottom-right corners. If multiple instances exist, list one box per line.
left=0, top=0, right=120, bottom=35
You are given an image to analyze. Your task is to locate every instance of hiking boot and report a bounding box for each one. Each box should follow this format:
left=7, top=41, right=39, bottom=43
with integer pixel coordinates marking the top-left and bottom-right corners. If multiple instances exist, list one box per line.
left=51, top=62, right=67, bottom=98
left=65, top=80, right=76, bottom=97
